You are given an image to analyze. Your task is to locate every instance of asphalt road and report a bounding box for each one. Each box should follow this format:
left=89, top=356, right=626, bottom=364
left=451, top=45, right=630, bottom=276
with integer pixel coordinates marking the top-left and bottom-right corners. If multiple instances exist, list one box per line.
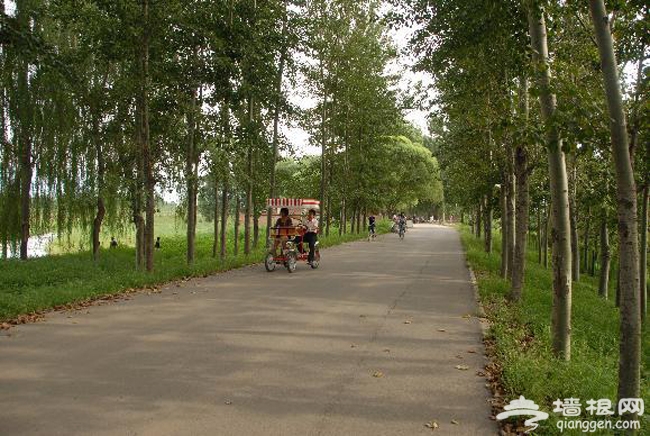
left=0, top=224, right=496, bottom=436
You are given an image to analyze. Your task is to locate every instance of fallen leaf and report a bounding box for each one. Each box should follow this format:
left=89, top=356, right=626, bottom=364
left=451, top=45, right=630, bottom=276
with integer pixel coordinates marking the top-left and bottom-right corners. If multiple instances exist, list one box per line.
left=424, top=420, right=439, bottom=430
left=359, top=314, right=366, bottom=318
left=437, top=328, right=446, bottom=332
left=404, top=320, right=412, bottom=324
left=350, top=344, right=357, bottom=348
left=224, top=400, right=232, bottom=405
left=1, top=322, right=11, bottom=330
left=461, top=314, right=472, bottom=319
left=451, top=419, right=459, bottom=425
left=455, top=355, right=464, bottom=359
left=467, top=350, right=477, bottom=354
left=372, top=370, right=384, bottom=378
left=455, top=365, right=469, bottom=371
left=383, top=348, right=390, bottom=353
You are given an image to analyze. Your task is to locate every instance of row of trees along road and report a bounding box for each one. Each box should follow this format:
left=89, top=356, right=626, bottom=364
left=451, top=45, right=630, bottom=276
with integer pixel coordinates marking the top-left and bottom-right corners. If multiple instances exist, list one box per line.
left=0, top=0, right=442, bottom=265
left=390, top=0, right=647, bottom=428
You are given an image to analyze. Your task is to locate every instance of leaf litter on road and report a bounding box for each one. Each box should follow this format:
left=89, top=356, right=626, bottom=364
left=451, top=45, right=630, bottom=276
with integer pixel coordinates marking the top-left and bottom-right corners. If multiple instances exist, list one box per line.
left=424, top=420, right=439, bottom=430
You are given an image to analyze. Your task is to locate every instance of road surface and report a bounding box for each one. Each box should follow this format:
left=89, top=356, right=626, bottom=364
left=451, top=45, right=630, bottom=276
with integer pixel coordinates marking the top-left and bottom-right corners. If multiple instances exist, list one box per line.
left=0, top=224, right=496, bottom=436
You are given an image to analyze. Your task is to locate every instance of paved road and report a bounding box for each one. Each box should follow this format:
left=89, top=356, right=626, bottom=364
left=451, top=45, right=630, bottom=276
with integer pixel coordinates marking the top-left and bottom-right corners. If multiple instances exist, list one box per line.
left=0, top=224, right=495, bottom=436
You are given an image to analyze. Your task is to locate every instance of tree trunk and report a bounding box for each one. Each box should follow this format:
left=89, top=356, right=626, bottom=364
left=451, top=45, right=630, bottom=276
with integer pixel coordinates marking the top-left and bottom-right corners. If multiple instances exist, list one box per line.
left=319, top=64, right=328, bottom=234
left=528, top=4, right=572, bottom=360
left=266, top=40, right=286, bottom=239
left=212, top=174, right=219, bottom=258
left=507, top=166, right=516, bottom=278
left=92, top=112, right=105, bottom=262
left=234, top=196, right=240, bottom=256
left=569, top=157, right=580, bottom=282
left=220, top=180, right=228, bottom=259
left=340, top=199, right=345, bottom=235
left=544, top=202, right=550, bottom=269
left=244, top=98, right=253, bottom=256
left=253, top=213, right=259, bottom=249
left=17, top=2, right=32, bottom=261
left=501, top=179, right=509, bottom=277
left=356, top=206, right=361, bottom=234
left=589, top=0, right=641, bottom=420
left=583, top=208, right=591, bottom=274
left=511, top=77, right=530, bottom=301
left=484, top=195, right=493, bottom=254
left=640, top=184, right=648, bottom=321
left=476, top=203, right=482, bottom=238
left=599, top=214, right=610, bottom=298
left=186, top=85, right=198, bottom=265
left=537, top=205, right=542, bottom=264
left=141, top=0, right=155, bottom=272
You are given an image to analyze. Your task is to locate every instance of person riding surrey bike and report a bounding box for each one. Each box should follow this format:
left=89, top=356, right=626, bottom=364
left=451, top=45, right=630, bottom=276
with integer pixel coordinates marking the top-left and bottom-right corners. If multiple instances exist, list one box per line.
left=296, top=208, right=319, bottom=265
left=273, top=207, right=293, bottom=255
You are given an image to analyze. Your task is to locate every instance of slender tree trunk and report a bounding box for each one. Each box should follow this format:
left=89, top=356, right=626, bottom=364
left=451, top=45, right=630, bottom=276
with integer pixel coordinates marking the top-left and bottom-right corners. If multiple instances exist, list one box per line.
left=244, top=98, right=253, bottom=256
left=319, top=63, right=328, bottom=233
left=476, top=203, right=482, bottom=238
left=267, top=42, right=286, bottom=239
left=528, top=4, right=572, bottom=359
left=186, top=86, right=198, bottom=265
left=544, top=202, right=550, bottom=269
left=220, top=180, right=228, bottom=259
left=212, top=174, right=219, bottom=258
left=537, top=206, right=542, bottom=264
left=1, top=84, right=8, bottom=259
left=511, top=78, right=530, bottom=301
left=569, top=157, right=580, bottom=282
left=484, top=195, right=493, bottom=254
left=589, top=0, right=641, bottom=420
left=253, top=212, right=259, bottom=249
left=589, top=230, right=599, bottom=277
left=351, top=208, right=356, bottom=234
left=233, top=196, right=240, bottom=256
left=640, top=184, right=648, bottom=321
left=583, top=208, right=591, bottom=273
left=17, top=3, right=31, bottom=261
left=340, top=199, right=345, bottom=235
left=92, top=111, right=105, bottom=262
left=507, top=164, right=516, bottom=277
left=141, top=0, right=155, bottom=272
left=356, top=206, right=361, bottom=234
left=599, top=214, right=610, bottom=298
left=501, top=180, right=509, bottom=277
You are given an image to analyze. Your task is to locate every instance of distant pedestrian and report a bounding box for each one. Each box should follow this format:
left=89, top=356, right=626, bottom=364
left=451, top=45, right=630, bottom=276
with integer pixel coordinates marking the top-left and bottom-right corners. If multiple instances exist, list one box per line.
left=155, top=237, right=161, bottom=249
left=110, top=237, right=118, bottom=249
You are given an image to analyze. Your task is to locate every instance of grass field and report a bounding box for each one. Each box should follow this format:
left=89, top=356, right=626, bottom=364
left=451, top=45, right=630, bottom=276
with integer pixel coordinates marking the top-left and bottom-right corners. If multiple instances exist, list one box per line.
left=460, top=227, right=649, bottom=435
left=0, top=215, right=392, bottom=322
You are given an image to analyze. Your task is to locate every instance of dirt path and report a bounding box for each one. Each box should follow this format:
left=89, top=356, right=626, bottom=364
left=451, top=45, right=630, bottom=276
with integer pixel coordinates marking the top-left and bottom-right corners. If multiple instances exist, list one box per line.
left=0, top=224, right=495, bottom=436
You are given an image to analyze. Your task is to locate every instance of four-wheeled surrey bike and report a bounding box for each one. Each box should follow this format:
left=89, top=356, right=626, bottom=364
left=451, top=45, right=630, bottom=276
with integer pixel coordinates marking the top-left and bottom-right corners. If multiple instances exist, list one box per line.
left=264, top=198, right=321, bottom=273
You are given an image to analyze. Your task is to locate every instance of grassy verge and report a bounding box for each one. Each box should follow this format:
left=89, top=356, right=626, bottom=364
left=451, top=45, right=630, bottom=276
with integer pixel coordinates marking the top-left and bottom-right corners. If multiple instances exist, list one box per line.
left=0, top=220, right=391, bottom=323
left=460, top=226, right=649, bottom=435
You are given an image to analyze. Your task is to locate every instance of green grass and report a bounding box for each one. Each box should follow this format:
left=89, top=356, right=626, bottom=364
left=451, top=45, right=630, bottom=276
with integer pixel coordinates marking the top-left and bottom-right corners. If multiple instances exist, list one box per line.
left=460, top=227, right=649, bottom=435
left=0, top=218, right=392, bottom=322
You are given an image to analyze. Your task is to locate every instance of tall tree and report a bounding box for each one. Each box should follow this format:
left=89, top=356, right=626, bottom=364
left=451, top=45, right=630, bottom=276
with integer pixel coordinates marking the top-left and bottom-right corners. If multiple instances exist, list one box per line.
left=588, top=0, right=641, bottom=423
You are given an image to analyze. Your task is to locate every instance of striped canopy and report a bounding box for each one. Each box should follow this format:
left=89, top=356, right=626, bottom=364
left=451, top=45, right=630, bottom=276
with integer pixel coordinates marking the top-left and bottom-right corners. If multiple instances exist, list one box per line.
left=266, top=198, right=320, bottom=210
